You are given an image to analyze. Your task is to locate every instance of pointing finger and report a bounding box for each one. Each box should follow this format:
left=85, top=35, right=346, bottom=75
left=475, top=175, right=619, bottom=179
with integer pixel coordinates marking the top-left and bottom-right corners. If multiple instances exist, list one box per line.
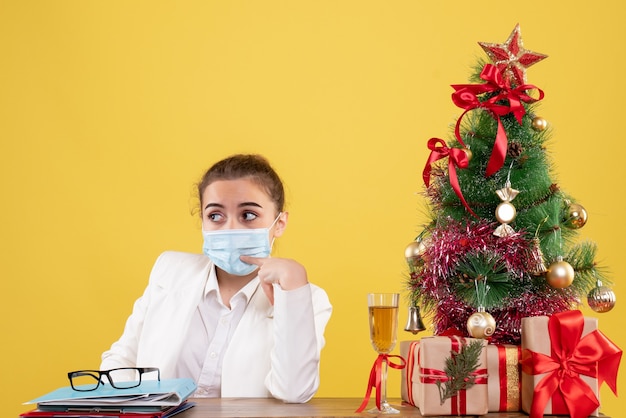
left=240, top=255, right=268, bottom=266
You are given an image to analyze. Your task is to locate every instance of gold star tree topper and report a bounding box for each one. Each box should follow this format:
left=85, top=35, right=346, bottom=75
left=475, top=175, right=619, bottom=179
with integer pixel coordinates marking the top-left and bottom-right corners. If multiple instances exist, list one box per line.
left=478, top=24, right=547, bottom=87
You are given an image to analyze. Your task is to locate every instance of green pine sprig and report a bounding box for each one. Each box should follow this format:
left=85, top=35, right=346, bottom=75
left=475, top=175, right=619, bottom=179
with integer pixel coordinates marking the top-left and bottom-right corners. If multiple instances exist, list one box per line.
left=453, top=251, right=512, bottom=308
left=436, top=340, right=484, bottom=405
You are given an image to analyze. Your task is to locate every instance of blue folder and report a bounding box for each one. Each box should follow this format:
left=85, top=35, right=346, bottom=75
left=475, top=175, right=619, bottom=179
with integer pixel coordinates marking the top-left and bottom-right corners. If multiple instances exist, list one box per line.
left=25, top=378, right=197, bottom=411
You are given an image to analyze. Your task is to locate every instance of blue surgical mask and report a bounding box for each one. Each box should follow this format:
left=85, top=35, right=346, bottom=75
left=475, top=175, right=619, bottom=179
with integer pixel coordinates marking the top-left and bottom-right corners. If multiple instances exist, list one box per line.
left=202, top=213, right=281, bottom=276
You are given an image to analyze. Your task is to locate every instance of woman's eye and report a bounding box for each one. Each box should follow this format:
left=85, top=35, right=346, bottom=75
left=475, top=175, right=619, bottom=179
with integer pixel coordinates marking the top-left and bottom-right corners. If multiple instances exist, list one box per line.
left=242, top=211, right=258, bottom=222
left=208, top=213, right=224, bottom=222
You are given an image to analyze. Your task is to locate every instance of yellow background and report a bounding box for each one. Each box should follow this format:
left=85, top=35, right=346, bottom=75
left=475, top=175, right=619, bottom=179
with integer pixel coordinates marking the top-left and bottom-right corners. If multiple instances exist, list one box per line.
left=2, top=1, right=624, bottom=416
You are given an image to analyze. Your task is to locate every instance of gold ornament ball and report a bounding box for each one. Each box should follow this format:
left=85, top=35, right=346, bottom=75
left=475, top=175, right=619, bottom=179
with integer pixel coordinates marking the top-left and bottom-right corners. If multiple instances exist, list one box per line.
left=495, top=202, right=517, bottom=224
left=531, top=116, right=548, bottom=131
left=565, top=203, right=588, bottom=229
left=587, top=286, right=616, bottom=313
left=405, top=240, right=428, bottom=268
left=466, top=311, right=496, bottom=339
left=546, top=260, right=575, bottom=288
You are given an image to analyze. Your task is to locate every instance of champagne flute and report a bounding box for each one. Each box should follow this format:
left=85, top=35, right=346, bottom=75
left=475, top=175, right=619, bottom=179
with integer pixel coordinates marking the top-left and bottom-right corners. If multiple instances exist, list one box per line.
left=367, top=293, right=400, bottom=414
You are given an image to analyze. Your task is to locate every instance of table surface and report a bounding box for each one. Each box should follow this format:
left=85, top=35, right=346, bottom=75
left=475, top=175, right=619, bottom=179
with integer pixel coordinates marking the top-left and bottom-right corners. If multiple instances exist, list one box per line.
left=177, top=397, right=608, bottom=418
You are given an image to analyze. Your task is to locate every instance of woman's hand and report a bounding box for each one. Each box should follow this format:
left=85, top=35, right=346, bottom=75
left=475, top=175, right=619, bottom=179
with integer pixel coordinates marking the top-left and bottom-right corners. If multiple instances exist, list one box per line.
left=239, top=256, right=308, bottom=305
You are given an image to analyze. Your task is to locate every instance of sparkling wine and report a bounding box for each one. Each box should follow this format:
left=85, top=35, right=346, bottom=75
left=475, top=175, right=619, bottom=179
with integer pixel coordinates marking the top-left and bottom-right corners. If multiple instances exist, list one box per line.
left=368, top=306, right=398, bottom=353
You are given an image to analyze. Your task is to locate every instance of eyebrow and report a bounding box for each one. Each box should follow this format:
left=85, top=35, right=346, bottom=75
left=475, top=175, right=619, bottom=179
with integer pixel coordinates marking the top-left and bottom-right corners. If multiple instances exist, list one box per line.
left=203, top=202, right=263, bottom=210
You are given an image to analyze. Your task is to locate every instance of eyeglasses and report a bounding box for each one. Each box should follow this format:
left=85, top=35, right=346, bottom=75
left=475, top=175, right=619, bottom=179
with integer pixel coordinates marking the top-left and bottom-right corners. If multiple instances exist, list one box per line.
left=67, top=367, right=161, bottom=392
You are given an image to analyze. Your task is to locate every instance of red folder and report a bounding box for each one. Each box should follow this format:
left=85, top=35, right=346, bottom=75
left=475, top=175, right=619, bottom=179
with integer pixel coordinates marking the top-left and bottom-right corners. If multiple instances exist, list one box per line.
left=20, top=401, right=194, bottom=418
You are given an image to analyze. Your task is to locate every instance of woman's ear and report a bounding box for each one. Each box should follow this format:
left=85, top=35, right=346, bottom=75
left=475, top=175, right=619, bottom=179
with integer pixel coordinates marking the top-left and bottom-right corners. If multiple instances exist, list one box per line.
left=272, top=211, right=289, bottom=238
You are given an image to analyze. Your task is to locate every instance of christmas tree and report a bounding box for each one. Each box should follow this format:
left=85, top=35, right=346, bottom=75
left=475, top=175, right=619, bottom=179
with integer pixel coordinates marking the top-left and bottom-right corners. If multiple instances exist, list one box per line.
left=405, top=24, right=616, bottom=345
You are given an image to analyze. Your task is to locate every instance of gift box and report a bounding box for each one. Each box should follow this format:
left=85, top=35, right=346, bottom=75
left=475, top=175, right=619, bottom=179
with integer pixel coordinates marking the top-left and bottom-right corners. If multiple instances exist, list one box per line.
left=485, top=344, right=521, bottom=412
left=400, top=340, right=420, bottom=407
left=401, top=336, right=488, bottom=416
left=521, top=310, right=622, bottom=418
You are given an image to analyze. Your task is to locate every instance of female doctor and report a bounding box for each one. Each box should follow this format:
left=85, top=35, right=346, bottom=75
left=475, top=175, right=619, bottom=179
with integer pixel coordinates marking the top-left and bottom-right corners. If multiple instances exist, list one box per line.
left=100, top=154, right=332, bottom=403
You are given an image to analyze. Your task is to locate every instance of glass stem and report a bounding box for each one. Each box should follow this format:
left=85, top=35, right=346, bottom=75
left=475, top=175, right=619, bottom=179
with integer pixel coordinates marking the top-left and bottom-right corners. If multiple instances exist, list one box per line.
left=380, top=355, right=389, bottom=407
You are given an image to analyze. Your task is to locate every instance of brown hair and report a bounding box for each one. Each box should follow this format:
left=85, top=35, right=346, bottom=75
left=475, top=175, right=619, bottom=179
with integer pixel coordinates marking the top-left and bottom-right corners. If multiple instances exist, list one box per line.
left=197, top=154, right=285, bottom=214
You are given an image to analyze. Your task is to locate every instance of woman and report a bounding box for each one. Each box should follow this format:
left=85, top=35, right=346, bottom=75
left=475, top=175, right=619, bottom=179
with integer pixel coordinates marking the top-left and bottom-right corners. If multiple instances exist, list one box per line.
left=100, top=154, right=332, bottom=403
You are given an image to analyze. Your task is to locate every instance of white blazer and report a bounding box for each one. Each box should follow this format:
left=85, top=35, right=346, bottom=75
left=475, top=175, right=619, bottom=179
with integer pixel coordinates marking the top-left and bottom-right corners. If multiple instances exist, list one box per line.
left=100, top=251, right=332, bottom=403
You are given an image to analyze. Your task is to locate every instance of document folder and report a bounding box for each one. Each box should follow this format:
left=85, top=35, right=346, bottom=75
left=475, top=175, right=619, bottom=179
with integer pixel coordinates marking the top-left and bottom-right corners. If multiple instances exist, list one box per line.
left=24, top=378, right=196, bottom=412
left=20, top=401, right=195, bottom=417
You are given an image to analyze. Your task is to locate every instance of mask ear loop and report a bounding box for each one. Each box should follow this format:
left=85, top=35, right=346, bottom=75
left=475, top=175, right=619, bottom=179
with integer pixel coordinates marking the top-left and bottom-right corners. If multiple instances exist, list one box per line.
left=268, top=212, right=283, bottom=253
left=270, top=212, right=283, bottom=229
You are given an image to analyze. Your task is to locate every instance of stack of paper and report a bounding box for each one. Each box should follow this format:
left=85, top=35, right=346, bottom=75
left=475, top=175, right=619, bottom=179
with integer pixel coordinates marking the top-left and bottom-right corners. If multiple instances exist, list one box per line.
left=22, top=378, right=197, bottom=418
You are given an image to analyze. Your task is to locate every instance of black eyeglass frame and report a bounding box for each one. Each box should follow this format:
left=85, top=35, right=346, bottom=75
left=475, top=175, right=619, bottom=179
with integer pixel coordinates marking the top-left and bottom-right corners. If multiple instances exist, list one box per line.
left=67, top=367, right=161, bottom=392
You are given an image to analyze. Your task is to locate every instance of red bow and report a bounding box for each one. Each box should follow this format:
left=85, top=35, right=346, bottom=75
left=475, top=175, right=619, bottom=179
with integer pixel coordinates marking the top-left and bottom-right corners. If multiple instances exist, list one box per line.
left=422, top=138, right=477, bottom=217
left=521, top=310, right=622, bottom=418
left=439, top=328, right=465, bottom=337
left=356, top=354, right=406, bottom=412
left=451, top=63, right=544, bottom=177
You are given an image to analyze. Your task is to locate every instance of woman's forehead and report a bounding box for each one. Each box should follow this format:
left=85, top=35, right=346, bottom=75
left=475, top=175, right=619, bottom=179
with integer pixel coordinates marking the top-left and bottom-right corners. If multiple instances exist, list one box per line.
left=202, top=178, right=272, bottom=205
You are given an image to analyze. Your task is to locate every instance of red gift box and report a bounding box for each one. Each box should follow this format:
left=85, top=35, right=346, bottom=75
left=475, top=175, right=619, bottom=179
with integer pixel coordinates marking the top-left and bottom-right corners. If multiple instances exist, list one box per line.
left=521, top=310, right=622, bottom=418
left=486, top=344, right=521, bottom=412
left=400, top=336, right=488, bottom=416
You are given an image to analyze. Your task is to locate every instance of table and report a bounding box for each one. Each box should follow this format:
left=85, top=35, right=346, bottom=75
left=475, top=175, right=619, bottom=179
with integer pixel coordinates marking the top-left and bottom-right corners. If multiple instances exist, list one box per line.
left=178, top=398, right=606, bottom=417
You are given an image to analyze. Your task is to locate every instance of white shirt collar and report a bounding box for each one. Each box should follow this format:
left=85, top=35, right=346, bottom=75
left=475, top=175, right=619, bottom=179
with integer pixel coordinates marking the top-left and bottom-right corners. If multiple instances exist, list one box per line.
left=204, top=264, right=260, bottom=306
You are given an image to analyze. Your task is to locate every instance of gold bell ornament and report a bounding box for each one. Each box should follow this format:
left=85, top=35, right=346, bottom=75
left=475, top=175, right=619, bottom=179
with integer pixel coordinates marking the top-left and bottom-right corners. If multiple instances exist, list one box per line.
left=529, top=237, right=548, bottom=276
left=404, top=304, right=426, bottom=334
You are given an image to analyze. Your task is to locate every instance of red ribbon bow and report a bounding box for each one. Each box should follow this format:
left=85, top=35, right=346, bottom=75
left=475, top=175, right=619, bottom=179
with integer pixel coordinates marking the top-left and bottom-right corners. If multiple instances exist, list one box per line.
left=521, top=310, right=622, bottom=418
left=422, top=138, right=477, bottom=217
left=356, top=354, right=406, bottom=412
left=451, top=63, right=544, bottom=177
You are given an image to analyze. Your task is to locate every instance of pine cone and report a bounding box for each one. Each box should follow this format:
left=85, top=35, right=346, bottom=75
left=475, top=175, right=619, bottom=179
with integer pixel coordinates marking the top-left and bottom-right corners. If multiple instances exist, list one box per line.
left=507, top=142, right=523, bottom=158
